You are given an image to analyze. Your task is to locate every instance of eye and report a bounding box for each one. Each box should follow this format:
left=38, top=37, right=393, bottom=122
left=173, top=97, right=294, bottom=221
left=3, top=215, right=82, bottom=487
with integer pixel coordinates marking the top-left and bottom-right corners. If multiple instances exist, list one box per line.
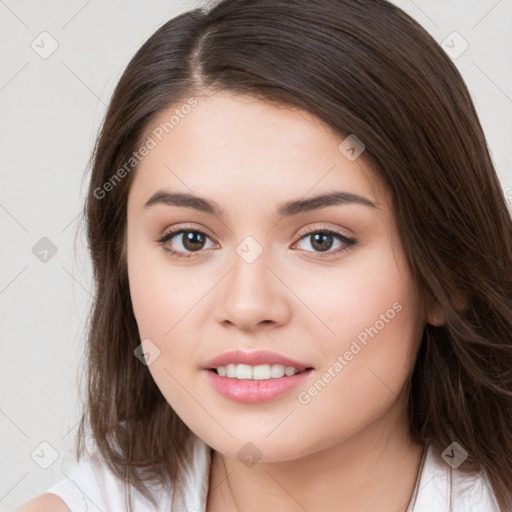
left=157, top=226, right=216, bottom=259
left=157, top=224, right=357, bottom=260
left=292, top=226, right=357, bottom=259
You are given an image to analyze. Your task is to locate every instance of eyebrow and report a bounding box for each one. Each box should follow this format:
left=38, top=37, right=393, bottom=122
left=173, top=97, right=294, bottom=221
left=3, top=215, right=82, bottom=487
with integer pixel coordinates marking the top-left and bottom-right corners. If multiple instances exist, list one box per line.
left=143, top=189, right=377, bottom=218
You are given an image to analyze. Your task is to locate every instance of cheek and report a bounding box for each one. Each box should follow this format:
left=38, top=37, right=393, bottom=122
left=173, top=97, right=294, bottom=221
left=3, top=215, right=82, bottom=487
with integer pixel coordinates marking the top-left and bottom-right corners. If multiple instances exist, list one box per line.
left=289, top=240, right=419, bottom=355
left=127, top=238, right=201, bottom=339
left=291, top=246, right=421, bottom=428
left=126, top=246, right=204, bottom=413
left=125, top=219, right=423, bottom=455
left=126, top=240, right=216, bottom=395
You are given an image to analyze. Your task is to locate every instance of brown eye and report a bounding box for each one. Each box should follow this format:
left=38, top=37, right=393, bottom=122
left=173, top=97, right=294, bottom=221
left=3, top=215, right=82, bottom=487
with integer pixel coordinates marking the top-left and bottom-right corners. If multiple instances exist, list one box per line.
left=309, top=232, right=335, bottom=252
left=293, top=228, right=357, bottom=259
left=158, top=228, right=216, bottom=259
left=180, top=230, right=207, bottom=251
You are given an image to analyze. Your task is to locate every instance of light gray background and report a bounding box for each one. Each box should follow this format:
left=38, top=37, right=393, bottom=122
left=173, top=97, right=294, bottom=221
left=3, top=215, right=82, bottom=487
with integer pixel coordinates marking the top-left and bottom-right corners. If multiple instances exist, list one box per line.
left=1, top=0, right=511, bottom=509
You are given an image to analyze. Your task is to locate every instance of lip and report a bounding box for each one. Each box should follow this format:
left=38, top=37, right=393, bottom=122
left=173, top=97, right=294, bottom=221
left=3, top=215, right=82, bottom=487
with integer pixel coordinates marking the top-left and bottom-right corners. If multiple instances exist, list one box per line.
left=202, top=349, right=314, bottom=404
left=204, top=367, right=314, bottom=404
left=202, top=349, right=313, bottom=371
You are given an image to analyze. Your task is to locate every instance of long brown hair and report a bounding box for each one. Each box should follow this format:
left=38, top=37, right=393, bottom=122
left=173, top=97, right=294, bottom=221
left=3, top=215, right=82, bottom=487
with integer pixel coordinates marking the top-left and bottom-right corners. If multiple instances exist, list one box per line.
left=76, top=0, right=512, bottom=510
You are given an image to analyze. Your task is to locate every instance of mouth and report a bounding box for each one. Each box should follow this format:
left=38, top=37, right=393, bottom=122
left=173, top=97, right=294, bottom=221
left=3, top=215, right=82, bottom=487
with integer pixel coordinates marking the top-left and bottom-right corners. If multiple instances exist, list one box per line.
left=204, top=365, right=315, bottom=404
left=207, top=363, right=314, bottom=380
left=202, top=349, right=315, bottom=403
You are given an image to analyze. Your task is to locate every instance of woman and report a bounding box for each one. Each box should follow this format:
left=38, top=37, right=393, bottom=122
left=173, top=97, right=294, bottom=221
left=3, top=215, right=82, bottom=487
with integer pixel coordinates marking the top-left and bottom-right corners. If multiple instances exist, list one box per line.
left=17, top=0, right=512, bottom=510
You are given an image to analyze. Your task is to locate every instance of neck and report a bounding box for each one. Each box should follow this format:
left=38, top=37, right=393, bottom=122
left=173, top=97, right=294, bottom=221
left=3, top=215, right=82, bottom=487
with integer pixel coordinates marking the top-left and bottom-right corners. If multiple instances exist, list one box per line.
left=206, top=398, right=425, bottom=512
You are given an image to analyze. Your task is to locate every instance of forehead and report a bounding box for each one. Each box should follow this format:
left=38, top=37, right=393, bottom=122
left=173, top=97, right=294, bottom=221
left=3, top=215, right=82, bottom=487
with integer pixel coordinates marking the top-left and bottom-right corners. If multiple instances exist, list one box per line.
left=128, top=91, right=387, bottom=212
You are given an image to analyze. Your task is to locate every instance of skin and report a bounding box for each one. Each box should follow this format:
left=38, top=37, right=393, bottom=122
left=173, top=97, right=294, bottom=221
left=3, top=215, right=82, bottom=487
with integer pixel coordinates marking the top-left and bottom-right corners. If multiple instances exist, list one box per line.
left=125, top=90, right=441, bottom=512
left=14, top=493, right=69, bottom=512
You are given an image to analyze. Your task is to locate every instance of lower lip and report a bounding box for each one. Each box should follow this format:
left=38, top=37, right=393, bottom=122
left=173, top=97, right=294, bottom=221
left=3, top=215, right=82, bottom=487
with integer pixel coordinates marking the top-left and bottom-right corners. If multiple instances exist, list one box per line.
left=204, top=369, right=313, bottom=404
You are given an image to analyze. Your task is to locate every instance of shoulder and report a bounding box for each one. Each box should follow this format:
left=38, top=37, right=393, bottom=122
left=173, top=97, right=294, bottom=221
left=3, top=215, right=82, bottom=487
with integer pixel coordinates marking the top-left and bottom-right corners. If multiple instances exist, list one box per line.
left=450, top=464, right=500, bottom=511
left=17, top=449, right=171, bottom=512
left=16, top=436, right=212, bottom=512
left=411, top=442, right=500, bottom=511
left=13, top=493, right=69, bottom=512
left=51, top=449, right=173, bottom=511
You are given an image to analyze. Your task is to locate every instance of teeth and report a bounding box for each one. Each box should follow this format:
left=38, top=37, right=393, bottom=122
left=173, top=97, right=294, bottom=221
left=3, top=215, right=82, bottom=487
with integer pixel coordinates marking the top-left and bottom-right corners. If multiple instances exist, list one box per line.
left=214, top=363, right=301, bottom=380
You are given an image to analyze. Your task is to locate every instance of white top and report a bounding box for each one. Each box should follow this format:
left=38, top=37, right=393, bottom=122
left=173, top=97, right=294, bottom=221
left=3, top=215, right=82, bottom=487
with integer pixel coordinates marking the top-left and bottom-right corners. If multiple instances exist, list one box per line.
left=45, top=435, right=500, bottom=511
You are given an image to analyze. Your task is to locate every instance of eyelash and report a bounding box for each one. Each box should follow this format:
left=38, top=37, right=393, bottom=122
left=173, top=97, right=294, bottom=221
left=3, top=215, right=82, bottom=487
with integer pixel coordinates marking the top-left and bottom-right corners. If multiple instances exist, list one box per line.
left=156, top=224, right=357, bottom=260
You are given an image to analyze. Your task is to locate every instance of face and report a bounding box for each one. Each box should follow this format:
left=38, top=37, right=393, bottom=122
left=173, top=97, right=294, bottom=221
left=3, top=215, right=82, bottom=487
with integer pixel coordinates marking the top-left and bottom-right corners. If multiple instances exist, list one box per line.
left=126, top=90, right=427, bottom=462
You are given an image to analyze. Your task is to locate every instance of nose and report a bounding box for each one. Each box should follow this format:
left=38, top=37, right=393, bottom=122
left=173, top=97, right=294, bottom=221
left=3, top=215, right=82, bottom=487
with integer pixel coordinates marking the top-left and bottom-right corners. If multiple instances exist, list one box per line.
left=214, top=246, right=291, bottom=332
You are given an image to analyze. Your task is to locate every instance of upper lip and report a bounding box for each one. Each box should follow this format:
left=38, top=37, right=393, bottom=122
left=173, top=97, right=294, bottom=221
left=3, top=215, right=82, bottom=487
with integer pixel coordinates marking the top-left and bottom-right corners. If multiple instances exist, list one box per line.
left=202, top=349, right=313, bottom=371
